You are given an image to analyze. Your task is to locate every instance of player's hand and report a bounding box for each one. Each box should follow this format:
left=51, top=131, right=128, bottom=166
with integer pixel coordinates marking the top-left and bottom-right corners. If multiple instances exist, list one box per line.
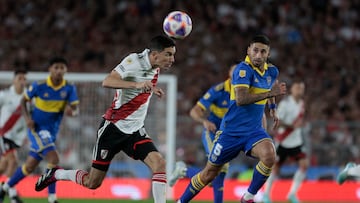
left=153, top=87, right=165, bottom=98
left=203, top=120, right=217, bottom=133
left=270, top=80, right=286, bottom=97
left=137, top=81, right=154, bottom=93
left=270, top=109, right=280, bottom=130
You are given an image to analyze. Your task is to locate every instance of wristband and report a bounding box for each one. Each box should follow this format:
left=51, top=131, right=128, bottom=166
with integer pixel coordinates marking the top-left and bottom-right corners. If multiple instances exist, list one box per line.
left=268, top=103, right=277, bottom=109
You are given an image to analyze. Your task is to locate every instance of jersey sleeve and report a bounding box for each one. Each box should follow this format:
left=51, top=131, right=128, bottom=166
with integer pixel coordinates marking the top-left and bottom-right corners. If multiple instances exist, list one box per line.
left=114, top=54, right=137, bottom=78
left=24, top=81, right=38, bottom=100
left=232, top=63, right=252, bottom=88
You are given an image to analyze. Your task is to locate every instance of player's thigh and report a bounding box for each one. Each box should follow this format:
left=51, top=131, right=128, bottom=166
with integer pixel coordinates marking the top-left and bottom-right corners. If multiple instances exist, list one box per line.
left=143, top=151, right=165, bottom=173
left=44, top=150, right=59, bottom=165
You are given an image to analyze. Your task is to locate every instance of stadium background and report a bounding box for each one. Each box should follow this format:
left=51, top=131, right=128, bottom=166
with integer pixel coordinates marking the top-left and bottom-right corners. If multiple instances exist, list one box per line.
left=0, top=0, right=360, bottom=202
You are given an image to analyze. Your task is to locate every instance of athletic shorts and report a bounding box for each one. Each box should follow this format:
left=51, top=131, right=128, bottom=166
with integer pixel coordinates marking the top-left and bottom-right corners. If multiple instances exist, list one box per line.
left=0, top=137, right=20, bottom=155
left=92, top=119, right=158, bottom=171
left=208, top=128, right=273, bottom=166
left=27, top=128, right=56, bottom=158
left=276, top=145, right=306, bottom=165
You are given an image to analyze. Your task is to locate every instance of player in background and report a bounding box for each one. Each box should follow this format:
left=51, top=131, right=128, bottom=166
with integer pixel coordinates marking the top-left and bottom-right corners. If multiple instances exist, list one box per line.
left=263, top=80, right=307, bottom=203
left=337, top=162, right=360, bottom=184
left=0, top=70, right=28, bottom=203
left=0, top=57, right=79, bottom=203
left=169, top=61, right=237, bottom=203
left=176, top=35, right=287, bottom=203
left=35, top=35, right=176, bottom=203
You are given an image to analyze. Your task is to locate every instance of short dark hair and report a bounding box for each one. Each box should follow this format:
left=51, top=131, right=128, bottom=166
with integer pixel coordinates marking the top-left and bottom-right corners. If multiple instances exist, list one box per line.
left=250, top=35, right=270, bottom=46
left=148, top=35, right=176, bottom=52
left=14, top=68, right=27, bottom=76
left=49, top=57, right=68, bottom=67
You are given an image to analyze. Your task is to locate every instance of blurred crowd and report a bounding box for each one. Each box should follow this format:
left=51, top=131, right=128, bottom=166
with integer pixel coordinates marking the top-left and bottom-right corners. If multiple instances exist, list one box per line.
left=1, top=0, right=360, bottom=170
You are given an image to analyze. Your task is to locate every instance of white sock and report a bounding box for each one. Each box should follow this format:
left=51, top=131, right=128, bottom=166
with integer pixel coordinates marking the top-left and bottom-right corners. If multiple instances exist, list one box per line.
left=288, top=169, right=305, bottom=196
left=55, top=169, right=77, bottom=181
left=348, top=165, right=360, bottom=177
left=244, top=191, right=255, bottom=200
left=152, top=173, right=166, bottom=203
left=2, top=182, right=10, bottom=192
left=48, top=193, right=57, bottom=203
left=8, top=187, right=17, bottom=198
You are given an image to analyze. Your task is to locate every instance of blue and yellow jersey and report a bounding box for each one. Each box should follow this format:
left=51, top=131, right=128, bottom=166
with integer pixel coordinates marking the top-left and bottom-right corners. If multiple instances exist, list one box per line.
left=222, top=56, right=278, bottom=134
left=197, top=79, right=231, bottom=129
left=24, top=76, right=79, bottom=135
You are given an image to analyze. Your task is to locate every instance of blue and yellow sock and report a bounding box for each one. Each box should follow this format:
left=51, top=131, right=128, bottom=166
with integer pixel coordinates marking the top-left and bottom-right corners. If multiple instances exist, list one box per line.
left=8, top=165, right=29, bottom=187
left=179, top=173, right=206, bottom=203
left=212, top=172, right=225, bottom=203
left=248, top=161, right=272, bottom=195
left=47, top=164, right=57, bottom=195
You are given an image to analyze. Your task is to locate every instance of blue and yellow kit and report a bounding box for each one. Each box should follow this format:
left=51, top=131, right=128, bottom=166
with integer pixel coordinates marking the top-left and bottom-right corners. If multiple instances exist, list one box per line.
left=24, top=76, right=79, bottom=154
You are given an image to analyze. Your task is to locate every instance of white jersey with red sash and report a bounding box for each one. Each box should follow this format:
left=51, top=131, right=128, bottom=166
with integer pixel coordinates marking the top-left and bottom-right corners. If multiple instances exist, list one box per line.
left=103, top=49, right=159, bottom=134
left=275, top=95, right=304, bottom=148
left=0, top=85, right=27, bottom=146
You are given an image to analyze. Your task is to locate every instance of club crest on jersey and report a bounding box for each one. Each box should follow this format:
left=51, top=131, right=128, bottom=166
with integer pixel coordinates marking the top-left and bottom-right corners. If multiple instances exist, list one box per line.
left=43, top=93, right=49, bottom=98
left=60, top=91, right=67, bottom=98
left=239, top=70, right=246, bottom=78
left=100, top=149, right=108, bottom=159
left=126, top=58, right=132, bottom=64
left=266, top=76, right=272, bottom=85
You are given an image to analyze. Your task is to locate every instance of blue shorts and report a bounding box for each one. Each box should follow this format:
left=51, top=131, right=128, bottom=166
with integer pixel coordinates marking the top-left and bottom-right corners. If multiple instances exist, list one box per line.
left=208, top=128, right=273, bottom=165
left=28, top=128, right=56, bottom=159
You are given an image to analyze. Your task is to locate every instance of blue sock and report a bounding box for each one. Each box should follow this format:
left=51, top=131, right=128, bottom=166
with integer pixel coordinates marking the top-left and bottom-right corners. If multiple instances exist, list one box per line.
left=248, top=161, right=271, bottom=195
left=46, top=168, right=56, bottom=195
left=212, top=172, right=226, bottom=203
left=180, top=173, right=206, bottom=203
left=185, top=167, right=201, bottom=178
left=8, top=166, right=26, bottom=187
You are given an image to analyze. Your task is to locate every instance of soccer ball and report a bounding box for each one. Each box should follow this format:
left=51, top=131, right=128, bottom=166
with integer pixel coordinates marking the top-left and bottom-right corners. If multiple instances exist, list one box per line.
left=163, top=11, right=192, bottom=39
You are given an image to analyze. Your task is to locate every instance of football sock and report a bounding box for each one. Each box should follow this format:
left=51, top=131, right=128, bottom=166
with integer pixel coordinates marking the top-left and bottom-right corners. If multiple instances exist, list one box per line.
left=347, top=165, right=360, bottom=176
left=248, top=161, right=272, bottom=195
left=185, top=167, right=200, bottom=178
left=8, top=187, right=17, bottom=198
left=212, top=171, right=225, bottom=203
left=46, top=168, right=56, bottom=195
left=288, top=169, right=305, bottom=196
left=7, top=165, right=29, bottom=187
left=152, top=172, right=167, bottom=203
left=179, top=173, right=206, bottom=203
left=48, top=193, right=57, bottom=203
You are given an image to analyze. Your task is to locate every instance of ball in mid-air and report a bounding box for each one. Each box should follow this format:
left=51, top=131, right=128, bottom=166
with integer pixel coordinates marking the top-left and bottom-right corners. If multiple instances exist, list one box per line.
left=163, top=11, right=192, bottom=39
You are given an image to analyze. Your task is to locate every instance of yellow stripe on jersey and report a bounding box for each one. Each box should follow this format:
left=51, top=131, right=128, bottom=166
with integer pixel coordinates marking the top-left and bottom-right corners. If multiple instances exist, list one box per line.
left=209, top=104, right=228, bottom=118
left=249, top=86, right=270, bottom=104
left=34, top=97, right=67, bottom=112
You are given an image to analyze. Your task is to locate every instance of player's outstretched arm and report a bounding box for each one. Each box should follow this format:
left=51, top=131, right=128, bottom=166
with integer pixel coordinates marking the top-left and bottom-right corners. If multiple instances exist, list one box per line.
left=102, top=70, right=153, bottom=91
